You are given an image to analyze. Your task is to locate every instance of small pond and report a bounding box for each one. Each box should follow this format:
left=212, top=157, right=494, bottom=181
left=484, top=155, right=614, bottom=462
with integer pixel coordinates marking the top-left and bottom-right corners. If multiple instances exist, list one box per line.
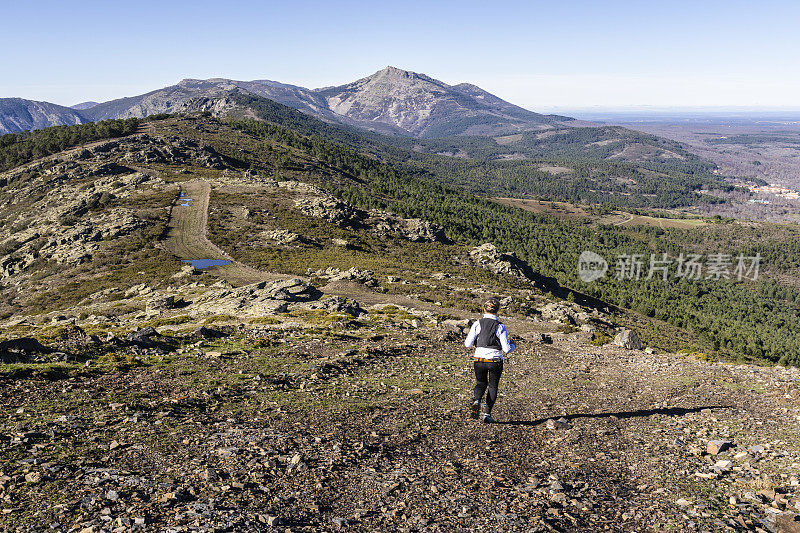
left=178, top=192, right=193, bottom=207
left=183, top=259, right=231, bottom=269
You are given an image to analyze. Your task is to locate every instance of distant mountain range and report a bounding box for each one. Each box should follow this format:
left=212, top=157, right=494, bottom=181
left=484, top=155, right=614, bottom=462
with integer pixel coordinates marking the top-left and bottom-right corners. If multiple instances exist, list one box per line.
left=0, top=98, right=85, bottom=133
left=0, top=66, right=569, bottom=136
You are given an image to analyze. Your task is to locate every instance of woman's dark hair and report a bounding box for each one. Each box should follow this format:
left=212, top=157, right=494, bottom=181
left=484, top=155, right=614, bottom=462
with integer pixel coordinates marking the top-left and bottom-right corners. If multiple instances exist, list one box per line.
left=484, top=297, right=500, bottom=313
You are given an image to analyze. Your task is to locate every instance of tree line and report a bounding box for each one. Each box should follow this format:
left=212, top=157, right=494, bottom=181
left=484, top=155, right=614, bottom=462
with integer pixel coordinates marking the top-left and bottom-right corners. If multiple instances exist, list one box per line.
left=0, top=118, right=140, bottom=172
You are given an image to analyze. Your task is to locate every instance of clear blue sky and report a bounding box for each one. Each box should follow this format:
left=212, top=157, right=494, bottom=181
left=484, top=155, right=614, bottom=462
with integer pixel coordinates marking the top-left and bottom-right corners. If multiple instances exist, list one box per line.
left=3, top=0, right=799, bottom=110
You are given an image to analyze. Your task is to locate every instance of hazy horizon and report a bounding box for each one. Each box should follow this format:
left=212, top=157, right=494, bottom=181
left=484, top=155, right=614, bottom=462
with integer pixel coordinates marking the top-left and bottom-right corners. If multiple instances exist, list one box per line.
left=4, top=0, right=800, bottom=110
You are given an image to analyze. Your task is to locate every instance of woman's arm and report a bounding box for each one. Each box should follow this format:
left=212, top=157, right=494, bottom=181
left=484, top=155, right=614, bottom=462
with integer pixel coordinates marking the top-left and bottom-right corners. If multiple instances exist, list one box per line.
left=497, top=324, right=516, bottom=354
left=464, top=321, right=480, bottom=348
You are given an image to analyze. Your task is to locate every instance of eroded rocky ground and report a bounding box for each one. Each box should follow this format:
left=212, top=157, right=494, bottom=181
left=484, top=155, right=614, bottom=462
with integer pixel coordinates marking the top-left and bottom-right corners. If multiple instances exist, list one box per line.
left=4, top=307, right=800, bottom=532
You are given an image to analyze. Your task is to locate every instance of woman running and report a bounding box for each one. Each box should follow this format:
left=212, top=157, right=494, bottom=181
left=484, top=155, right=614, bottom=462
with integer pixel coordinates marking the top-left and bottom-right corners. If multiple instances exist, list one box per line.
left=464, top=297, right=516, bottom=423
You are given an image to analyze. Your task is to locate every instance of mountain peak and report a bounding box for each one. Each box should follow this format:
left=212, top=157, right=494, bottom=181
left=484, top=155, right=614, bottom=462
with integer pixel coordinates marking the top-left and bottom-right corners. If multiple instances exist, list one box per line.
left=367, top=66, right=428, bottom=82
left=380, top=65, right=413, bottom=76
left=314, top=67, right=558, bottom=137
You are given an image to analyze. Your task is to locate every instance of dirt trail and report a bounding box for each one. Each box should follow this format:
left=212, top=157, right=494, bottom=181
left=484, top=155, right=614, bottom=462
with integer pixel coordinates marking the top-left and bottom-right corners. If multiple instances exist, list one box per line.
left=166, top=181, right=479, bottom=319
left=614, top=212, right=635, bottom=226
left=163, top=180, right=288, bottom=286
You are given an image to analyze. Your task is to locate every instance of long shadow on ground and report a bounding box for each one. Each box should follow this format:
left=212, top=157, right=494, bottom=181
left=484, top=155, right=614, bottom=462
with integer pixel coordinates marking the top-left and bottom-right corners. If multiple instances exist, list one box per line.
left=497, top=405, right=732, bottom=427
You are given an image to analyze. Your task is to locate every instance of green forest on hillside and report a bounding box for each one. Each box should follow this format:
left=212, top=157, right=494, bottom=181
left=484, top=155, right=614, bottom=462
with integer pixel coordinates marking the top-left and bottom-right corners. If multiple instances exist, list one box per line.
left=0, top=118, right=140, bottom=172
left=230, top=93, right=735, bottom=209
left=706, top=134, right=800, bottom=145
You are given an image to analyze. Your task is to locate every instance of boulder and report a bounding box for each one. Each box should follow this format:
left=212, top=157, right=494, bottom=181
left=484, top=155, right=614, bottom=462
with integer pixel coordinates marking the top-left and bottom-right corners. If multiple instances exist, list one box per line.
left=546, top=417, right=572, bottom=430
left=707, top=439, right=732, bottom=455
left=613, top=329, right=641, bottom=350
left=146, top=295, right=176, bottom=313
left=540, top=303, right=577, bottom=325
left=441, top=318, right=471, bottom=332
left=193, top=326, right=226, bottom=339
left=0, top=337, right=52, bottom=362
left=294, top=196, right=358, bottom=226
left=371, top=214, right=444, bottom=242
left=294, top=192, right=443, bottom=242
left=192, top=278, right=319, bottom=317
left=312, top=267, right=378, bottom=287
left=301, top=296, right=365, bottom=317
left=263, top=229, right=301, bottom=245
left=173, top=264, right=200, bottom=278
left=400, top=217, right=445, bottom=242
left=438, top=325, right=462, bottom=343
left=265, top=278, right=321, bottom=300
left=127, top=327, right=160, bottom=348
left=469, top=243, right=534, bottom=281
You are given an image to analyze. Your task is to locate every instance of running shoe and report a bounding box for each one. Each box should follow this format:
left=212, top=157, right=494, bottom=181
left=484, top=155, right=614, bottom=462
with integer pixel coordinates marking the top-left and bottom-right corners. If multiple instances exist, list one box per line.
left=470, top=400, right=480, bottom=420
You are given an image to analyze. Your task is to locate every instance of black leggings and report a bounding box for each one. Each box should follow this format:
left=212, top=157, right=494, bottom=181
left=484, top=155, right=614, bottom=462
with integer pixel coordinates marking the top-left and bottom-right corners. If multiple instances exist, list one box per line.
left=473, top=360, right=503, bottom=414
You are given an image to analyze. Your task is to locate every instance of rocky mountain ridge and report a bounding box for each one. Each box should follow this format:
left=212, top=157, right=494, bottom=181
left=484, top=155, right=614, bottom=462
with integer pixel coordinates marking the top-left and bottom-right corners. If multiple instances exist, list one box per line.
left=1, top=67, right=566, bottom=136
left=70, top=101, right=99, bottom=111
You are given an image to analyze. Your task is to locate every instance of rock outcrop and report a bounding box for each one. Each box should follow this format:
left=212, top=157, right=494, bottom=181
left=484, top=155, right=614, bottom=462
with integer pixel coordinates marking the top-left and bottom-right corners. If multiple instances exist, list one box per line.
left=613, top=328, right=642, bottom=350
left=127, top=326, right=163, bottom=348
left=469, top=243, right=535, bottom=281
left=262, top=229, right=302, bottom=245
left=120, top=136, right=230, bottom=169
left=193, top=278, right=321, bottom=317
left=309, top=267, right=378, bottom=287
left=540, top=302, right=578, bottom=325
left=300, top=296, right=365, bottom=317
left=294, top=196, right=359, bottom=226
left=0, top=337, right=52, bottom=362
left=0, top=152, right=159, bottom=279
left=293, top=191, right=444, bottom=242
left=146, top=295, right=177, bottom=314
